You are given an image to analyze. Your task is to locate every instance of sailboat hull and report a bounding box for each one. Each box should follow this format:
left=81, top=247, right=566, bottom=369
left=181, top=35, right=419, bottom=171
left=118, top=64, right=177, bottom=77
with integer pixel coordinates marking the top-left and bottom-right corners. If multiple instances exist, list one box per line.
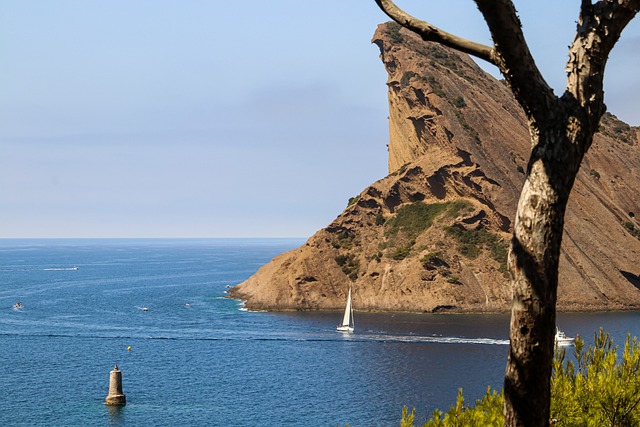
left=337, top=287, right=354, bottom=333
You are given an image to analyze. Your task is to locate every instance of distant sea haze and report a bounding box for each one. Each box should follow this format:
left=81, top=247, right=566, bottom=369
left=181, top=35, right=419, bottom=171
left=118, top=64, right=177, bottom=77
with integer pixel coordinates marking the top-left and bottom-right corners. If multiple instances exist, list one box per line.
left=1, top=238, right=638, bottom=426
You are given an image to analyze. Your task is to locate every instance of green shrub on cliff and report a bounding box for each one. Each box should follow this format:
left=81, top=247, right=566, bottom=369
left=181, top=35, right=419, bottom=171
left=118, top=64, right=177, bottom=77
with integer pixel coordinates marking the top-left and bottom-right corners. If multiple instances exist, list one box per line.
left=420, top=251, right=443, bottom=268
left=400, top=330, right=640, bottom=427
left=385, top=202, right=448, bottom=241
left=384, top=200, right=475, bottom=261
left=389, top=244, right=412, bottom=260
left=444, top=226, right=508, bottom=277
left=335, top=254, right=359, bottom=281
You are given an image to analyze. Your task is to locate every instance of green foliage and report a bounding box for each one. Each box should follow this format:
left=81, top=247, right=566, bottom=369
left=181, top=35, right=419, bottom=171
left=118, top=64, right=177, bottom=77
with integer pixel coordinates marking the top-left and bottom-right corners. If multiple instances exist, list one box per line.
left=400, top=330, right=640, bottom=427
left=386, top=22, right=404, bottom=44
left=389, top=245, right=412, bottom=261
left=385, top=202, right=449, bottom=241
left=401, top=407, right=416, bottom=427
left=383, top=200, right=474, bottom=262
left=418, top=46, right=465, bottom=76
left=443, top=200, right=473, bottom=218
left=453, top=97, right=466, bottom=108
left=333, top=229, right=357, bottom=250
left=446, top=275, right=460, bottom=284
left=375, top=211, right=386, bottom=226
left=420, top=251, right=442, bottom=267
left=551, top=329, right=640, bottom=426
left=347, top=196, right=360, bottom=207
left=445, top=226, right=508, bottom=277
left=401, top=388, right=503, bottom=427
left=334, top=254, right=359, bottom=281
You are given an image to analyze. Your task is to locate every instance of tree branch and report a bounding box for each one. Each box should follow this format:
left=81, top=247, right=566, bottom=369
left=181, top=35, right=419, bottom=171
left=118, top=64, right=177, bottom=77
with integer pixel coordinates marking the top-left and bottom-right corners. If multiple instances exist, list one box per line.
left=565, top=0, right=640, bottom=130
left=374, top=0, right=496, bottom=64
left=474, top=0, right=556, bottom=124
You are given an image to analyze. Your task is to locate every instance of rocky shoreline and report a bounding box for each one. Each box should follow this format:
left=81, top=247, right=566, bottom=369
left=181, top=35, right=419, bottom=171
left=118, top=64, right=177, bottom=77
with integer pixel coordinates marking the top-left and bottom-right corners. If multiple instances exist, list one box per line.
left=229, top=22, right=640, bottom=314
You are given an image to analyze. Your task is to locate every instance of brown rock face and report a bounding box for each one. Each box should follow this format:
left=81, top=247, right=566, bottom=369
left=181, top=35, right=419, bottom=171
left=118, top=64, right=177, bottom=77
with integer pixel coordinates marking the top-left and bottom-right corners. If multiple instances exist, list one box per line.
left=230, top=22, right=640, bottom=313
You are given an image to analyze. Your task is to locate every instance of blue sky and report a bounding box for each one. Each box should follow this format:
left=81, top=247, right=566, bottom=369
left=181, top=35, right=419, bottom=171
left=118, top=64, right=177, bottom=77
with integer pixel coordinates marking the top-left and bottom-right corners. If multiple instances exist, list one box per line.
left=1, top=1, right=639, bottom=238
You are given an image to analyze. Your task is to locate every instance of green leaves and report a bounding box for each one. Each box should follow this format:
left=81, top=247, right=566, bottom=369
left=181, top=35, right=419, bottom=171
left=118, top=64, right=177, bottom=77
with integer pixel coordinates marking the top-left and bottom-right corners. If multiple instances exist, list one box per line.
left=402, top=330, right=640, bottom=427
left=419, top=388, right=503, bottom=427
left=551, top=329, right=640, bottom=426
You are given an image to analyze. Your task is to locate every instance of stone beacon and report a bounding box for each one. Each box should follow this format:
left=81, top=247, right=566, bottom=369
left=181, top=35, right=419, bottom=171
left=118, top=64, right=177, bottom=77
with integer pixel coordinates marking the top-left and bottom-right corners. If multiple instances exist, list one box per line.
left=105, top=364, right=126, bottom=406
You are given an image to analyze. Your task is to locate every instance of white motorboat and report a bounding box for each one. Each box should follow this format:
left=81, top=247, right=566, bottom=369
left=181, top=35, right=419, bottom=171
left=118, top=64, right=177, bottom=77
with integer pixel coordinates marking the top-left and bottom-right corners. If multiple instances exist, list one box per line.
left=555, top=327, right=574, bottom=346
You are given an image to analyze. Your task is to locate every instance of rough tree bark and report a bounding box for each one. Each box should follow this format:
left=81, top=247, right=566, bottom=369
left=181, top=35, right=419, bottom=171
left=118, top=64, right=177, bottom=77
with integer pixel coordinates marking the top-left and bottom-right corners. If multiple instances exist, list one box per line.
left=374, top=1, right=640, bottom=426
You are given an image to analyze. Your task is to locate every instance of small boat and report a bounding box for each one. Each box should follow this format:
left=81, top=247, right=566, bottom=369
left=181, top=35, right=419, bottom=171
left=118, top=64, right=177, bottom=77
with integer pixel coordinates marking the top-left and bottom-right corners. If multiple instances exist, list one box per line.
left=13, top=302, right=24, bottom=309
left=337, top=287, right=354, bottom=333
left=555, top=327, right=574, bottom=346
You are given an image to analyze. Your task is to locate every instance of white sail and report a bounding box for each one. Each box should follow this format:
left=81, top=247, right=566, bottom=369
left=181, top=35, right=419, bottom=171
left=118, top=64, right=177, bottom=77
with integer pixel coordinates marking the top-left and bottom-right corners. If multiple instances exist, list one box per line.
left=337, top=287, right=354, bottom=332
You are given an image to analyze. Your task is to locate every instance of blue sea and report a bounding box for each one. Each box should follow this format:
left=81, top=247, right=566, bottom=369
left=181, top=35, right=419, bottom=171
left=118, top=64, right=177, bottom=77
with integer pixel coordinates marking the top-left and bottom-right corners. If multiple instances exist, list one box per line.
left=1, top=239, right=639, bottom=426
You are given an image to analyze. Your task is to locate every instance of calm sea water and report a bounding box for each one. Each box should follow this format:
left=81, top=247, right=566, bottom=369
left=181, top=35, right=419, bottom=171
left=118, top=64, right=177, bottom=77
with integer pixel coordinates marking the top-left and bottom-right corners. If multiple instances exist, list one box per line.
left=1, top=239, right=639, bottom=426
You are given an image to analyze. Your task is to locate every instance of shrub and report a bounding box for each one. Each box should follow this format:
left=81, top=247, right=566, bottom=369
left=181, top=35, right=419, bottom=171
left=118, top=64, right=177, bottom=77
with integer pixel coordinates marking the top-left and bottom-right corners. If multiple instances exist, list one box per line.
left=444, top=200, right=473, bottom=218
left=334, top=254, right=359, bottom=281
left=551, top=329, right=640, bottom=426
left=403, top=388, right=503, bottom=427
left=389, top=245, right=411, bottom=260
left=420, top=251, right=441, bottom=266
left=445, top=226, right=508, bottom=277
left=446, top=275, right=461, bottom=284
left=387, top=22, right=404, bottom=44
left=453, top=96, right=466, bottom=108
left=385, top=202, right=449, bottom=241
left=384, top=200, right=474, bottom=261
left=400, top=330, right=640, bottom=427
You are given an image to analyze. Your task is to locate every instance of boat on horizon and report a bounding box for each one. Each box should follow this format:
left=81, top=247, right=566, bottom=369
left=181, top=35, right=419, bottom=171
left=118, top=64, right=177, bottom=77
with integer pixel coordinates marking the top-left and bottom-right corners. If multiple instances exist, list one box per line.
left=555, top=327, right=574, bottom=346
left=337, top=287, right=354, bottom=333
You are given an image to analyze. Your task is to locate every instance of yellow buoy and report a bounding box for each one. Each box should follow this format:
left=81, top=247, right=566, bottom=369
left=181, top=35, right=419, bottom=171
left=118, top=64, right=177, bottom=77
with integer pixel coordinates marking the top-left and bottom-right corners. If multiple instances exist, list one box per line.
left=127, top=346, right=131, bottom=352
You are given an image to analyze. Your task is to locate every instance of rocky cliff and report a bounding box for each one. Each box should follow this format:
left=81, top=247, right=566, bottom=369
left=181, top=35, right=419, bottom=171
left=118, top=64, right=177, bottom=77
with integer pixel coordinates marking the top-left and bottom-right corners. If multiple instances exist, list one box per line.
left=229, top=22, right=640, bottom=313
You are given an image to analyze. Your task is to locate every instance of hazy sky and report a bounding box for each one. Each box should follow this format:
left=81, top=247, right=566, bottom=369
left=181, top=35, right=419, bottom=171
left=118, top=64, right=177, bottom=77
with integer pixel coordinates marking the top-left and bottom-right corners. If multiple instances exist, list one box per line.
left=2, top=1, right=639, bottom=238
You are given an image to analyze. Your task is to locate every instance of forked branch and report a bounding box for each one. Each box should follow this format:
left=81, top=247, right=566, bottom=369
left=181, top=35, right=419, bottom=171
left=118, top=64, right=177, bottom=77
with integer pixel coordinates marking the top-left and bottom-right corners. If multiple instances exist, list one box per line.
left=474, top=0, right=556, bottom=122
left=566, top=0, right=640, bottom=128
left=375, top=0, right=556, bottom=122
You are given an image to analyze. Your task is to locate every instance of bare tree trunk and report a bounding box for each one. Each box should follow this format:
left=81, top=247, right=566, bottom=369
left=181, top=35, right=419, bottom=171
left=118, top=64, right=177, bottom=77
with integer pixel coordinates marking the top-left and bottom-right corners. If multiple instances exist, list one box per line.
left=504, top=117, right=587, bottom=426
left=372, top=2, right=639, bottom=426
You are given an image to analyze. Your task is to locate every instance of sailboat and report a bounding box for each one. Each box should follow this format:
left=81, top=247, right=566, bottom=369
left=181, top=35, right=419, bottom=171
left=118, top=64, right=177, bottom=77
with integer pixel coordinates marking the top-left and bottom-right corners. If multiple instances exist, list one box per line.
left=337, top=287, right=354, bottom=332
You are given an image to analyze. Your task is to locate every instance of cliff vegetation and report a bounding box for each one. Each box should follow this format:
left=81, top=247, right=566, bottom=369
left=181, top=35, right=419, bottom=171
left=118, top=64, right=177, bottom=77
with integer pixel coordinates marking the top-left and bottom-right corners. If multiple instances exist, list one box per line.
left=229, top=22, right=640, bottom=313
